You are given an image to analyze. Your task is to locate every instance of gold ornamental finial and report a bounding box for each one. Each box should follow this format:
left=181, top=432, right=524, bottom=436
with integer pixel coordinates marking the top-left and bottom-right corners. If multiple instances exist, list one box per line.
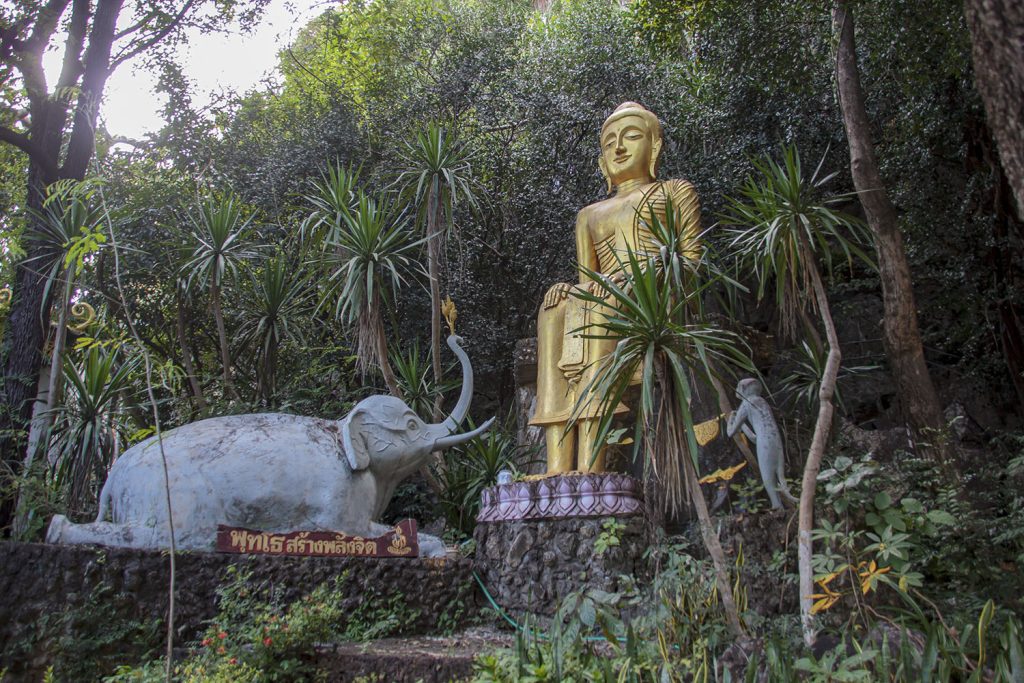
left=441, top=296, right=457, bottom=335
left=67, top=301, right=96, bottom=333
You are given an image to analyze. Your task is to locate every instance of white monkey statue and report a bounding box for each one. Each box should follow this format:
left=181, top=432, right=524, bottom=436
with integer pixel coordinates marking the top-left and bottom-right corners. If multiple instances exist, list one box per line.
left=726, top=378, right=798, bottom=510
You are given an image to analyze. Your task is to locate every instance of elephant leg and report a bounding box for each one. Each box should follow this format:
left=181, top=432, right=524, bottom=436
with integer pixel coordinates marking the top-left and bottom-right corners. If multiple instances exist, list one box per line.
left=417, top=533, right=447, bottom=558
left=47, top=514, right=166, bottom=549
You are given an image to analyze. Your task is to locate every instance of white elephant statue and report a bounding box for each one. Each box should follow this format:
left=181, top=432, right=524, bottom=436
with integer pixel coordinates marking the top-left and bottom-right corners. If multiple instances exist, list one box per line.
left=46, top=335, right=492, bottom=558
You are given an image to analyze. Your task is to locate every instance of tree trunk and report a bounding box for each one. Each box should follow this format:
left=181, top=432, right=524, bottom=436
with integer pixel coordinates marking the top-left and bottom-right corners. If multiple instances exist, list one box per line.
left=264, top=345, right=277, bottom=407
left=654, top=353, right=743, bottom=636
left=373, top=298, right=403, bottom=400
left=427, top=187, right=445, bottom=422
left=174, top=290, right=207, bottom=413
left=11, top=276, right=70, bottom=537
left=964, top=0, right=1024, bottom=219
left=43, top=279, right=73, bottom=419
left=797, top=257, right=842, bottom=648
left=991, top=169, right=1024, bottom=412
left=0, top=169, right=58, bottom=530
left=424, top=188, right=449, bottom=494
left=0, top=0, right=119, bottom=531
left=833, top=0, right=952, bottom=463
left=209, top=283, right=234, bottom=400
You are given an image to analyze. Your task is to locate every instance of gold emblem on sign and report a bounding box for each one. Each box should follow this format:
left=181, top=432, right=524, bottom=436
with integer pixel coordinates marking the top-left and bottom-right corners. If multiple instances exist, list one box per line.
left=387, top=525, right=413, bottom=556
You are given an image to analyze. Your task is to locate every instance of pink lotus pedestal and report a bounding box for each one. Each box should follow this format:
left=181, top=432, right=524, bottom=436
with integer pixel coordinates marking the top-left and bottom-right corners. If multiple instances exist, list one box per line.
left=473, top=473, right=648, bottom=617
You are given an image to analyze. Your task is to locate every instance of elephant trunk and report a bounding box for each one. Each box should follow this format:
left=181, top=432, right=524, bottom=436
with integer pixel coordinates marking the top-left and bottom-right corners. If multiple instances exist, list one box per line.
left=433, top=417, right=495, bottom=451
left=441, top=335, right=473, bottom=433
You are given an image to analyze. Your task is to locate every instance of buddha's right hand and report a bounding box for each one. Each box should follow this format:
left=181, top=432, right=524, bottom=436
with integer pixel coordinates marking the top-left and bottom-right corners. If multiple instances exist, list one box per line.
left=543, top=282, right=573, bottom=309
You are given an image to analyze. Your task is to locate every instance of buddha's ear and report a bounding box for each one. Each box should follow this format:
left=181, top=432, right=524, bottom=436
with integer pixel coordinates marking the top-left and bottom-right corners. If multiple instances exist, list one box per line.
left=598, top=155, right=612, bottom=194
left=649, top=138, right=663, bottom=179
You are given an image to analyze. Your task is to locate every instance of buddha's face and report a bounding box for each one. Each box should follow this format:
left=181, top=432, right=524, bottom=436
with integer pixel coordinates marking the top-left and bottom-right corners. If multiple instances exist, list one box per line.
left=600, top=114, right=655, bottom=186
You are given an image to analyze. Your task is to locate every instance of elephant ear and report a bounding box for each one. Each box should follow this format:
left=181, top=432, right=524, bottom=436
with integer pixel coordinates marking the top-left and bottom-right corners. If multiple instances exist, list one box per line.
left=341, top=408, right=372, bottom=471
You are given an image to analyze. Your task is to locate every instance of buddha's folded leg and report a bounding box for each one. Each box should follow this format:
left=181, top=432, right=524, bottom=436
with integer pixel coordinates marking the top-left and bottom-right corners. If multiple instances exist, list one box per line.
left=572, top=294, right=630, bottom=473
left=531, top=288, right=577, bottom=472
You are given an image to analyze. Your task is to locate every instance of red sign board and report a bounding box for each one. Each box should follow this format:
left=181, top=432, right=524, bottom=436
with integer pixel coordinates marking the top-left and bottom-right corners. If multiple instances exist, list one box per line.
left=216, top=519, right=418, bottom=558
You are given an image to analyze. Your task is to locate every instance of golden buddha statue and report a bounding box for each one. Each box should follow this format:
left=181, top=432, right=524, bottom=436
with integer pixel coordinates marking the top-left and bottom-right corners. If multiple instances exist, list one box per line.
left=530, top=101, right=702, bottom=474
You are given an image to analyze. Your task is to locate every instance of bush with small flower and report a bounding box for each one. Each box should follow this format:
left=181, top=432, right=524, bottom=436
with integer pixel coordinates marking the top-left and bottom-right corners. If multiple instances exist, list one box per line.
left=107, top=566, right=418, bottom=682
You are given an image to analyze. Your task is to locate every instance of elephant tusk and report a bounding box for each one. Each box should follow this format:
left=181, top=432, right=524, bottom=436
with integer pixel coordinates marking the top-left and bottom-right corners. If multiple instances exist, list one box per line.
left=432, top=416, right=496, bottom=451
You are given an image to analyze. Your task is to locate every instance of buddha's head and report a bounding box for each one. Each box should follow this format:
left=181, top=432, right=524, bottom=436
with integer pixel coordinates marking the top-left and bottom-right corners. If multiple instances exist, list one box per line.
left=598, top=101, right=663, bottom=193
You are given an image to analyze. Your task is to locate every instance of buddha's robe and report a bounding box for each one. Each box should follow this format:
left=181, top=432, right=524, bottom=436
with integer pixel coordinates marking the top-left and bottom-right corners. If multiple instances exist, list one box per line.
left=530, top=178, right=702, bottom=427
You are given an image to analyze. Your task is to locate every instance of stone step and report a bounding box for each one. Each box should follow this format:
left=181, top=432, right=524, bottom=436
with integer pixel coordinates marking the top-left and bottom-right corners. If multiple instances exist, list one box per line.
left=312, top=628, right=514, bottom=682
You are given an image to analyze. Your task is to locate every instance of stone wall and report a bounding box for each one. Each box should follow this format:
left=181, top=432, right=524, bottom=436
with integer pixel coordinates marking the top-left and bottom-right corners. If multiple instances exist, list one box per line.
left=513, top=338, right=545, bottom=472
left=474, top=515, right=650, bottom=617
left=0, top=542, right=475, bottom=679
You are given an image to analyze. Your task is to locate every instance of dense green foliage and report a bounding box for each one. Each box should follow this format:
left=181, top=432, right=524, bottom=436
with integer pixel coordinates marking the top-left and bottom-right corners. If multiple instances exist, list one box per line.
left=39, top=0, right=1009, bottom=422
left=1, top=0, right=1023, bottom=676
left=106, top=567, right=421, bottom=682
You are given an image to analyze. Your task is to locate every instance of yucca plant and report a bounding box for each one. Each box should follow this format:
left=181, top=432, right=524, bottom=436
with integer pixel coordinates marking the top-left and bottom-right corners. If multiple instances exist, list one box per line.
left=723, top=144, right=871, bottom=339
left=395, top=123, right=479, bottom=420
left=568, top=201, right=752, bottom=638
left=235, top=253, right=311, bottom=405
left=391, top=341, right=458, bottom=421
left=300, top=162, right=361, bottom=249
left=47, top=346, right=140, bottom=515
left=23, top=179, right=106, bottom=464
left=720, top=143, right=871, bottom=647
left=25, top=179, right=106, bottom=307
left=181, top=193, right=258, bottom=400
left=434, top=421, right=536, bottom=539
left=780, top=339, right=879, bottom=414
left=320, top=191, right=424, bottom=397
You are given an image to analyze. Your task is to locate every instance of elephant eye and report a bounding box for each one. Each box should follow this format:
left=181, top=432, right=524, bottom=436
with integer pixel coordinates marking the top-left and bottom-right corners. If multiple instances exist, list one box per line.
left=407, top=419, right=419, bottom=431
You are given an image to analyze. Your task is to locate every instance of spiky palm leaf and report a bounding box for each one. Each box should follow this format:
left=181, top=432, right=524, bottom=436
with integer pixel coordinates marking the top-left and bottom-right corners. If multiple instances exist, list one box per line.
left=779, top=339, right=879, bottom=413
left=180, top=194, right=257, bottom=293
left=47, top=346, right=140, bottom=513
left=300, top=162, right=362, bottom=249
left=391, top=341, right=458, bottom=421
left=235, top=253, right=312, bottom=404
left=433, top=418, right=535, bottom=538
left=25, top=179, right=105, bottom=315
left=321, top=191, right=424, bottom=385
left=568, top=202, right=752, bottom=516
left=720, top=143, right=872, bottom=338
left=395, top=124, right=480, bottom=234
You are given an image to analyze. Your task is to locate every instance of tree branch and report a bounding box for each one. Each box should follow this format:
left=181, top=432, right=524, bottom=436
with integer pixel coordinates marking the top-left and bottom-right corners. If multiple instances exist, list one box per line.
left=110, top=0, right=199, bottom=69
left=61, top=0, right=121, bottom=178
left=0, top=125, right=54, bottom=174
left=55, top=0, right=89, bottom=89
left=286, top=46, right=330, bottom=88
left=113, top=9, right=162, bottom=41
left=0, top=22, right=30, bottom=64
left=25, top=0, right=71, bottom=52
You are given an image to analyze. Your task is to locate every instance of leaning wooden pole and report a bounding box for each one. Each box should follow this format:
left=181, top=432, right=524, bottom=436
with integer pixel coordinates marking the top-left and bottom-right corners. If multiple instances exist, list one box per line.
left=796, top=251, right=842, bottom=647
left=100, top=189, right=178, bottom=683
left=684, top=453, right=745, bottom=638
